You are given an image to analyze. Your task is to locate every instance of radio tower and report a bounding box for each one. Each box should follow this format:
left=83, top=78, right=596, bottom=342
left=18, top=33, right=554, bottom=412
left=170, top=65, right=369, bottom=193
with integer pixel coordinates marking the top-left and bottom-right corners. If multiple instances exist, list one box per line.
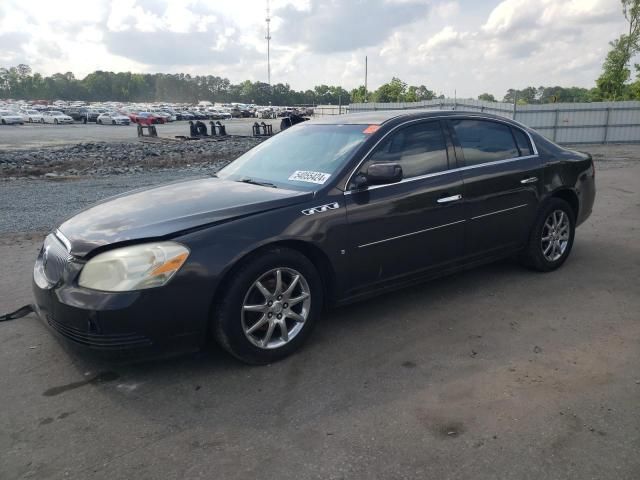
left=265, top=0, right=272, bottom=86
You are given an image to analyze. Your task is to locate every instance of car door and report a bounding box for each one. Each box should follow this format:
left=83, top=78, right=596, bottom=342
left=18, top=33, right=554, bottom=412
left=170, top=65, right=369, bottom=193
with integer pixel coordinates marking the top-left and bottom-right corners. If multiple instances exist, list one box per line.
left=447, top=118, right=543, bottom=258
left=344, top=120, right=465, bottom=291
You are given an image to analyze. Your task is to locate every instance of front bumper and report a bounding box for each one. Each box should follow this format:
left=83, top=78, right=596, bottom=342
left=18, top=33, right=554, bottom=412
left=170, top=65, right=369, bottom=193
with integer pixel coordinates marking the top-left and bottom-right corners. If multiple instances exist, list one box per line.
left=31, top=237, right=207, bottom=359
left=32, top=280, right=205, bottom=359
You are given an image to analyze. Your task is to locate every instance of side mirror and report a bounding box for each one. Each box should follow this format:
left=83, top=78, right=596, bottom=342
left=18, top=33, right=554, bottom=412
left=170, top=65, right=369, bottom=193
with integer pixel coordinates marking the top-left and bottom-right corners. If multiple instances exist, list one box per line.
left=365, top=162, right=403, bottom=186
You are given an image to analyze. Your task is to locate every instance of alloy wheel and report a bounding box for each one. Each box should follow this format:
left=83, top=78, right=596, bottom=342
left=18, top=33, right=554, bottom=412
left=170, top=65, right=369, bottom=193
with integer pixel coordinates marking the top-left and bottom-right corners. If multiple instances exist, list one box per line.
left=241, top=267, right=311, bottom=349
left=541, top=209, right=570, bottom=262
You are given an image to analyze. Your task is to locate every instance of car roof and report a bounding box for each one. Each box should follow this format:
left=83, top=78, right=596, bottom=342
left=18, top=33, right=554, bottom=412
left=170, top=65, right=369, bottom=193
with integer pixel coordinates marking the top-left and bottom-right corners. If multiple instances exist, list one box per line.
left=309, top=109, right=514, bottom=126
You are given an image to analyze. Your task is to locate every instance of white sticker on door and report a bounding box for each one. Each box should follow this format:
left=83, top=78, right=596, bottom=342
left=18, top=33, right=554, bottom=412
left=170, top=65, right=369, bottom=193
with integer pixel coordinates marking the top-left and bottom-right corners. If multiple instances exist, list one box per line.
left=288, top=170, right=331, bottom=184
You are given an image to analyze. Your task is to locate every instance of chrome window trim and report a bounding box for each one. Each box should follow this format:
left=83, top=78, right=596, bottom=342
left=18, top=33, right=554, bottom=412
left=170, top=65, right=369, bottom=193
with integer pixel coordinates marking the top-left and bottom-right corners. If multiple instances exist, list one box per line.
left=358, top=219, right=466, bottom=249
left=343, top=113, right=539, bottom=195
left=471, top=204, right=529, bottom=220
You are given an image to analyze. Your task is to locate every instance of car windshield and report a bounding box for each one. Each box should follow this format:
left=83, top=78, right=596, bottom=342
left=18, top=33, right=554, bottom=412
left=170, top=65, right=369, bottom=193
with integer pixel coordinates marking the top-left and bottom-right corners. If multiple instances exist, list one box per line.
left=217, top=124, right=369, bottom=191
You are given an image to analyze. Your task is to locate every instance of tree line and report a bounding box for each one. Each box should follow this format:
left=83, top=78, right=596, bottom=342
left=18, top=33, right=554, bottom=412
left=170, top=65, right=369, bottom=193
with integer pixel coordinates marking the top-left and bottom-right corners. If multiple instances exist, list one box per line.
left=0, top=66, right=439, bottom=105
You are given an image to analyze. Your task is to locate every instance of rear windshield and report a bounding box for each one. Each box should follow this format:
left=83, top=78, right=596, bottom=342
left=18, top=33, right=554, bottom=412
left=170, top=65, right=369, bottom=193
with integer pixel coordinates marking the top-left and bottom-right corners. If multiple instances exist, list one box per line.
left=218, top=124, right=369, bottom=191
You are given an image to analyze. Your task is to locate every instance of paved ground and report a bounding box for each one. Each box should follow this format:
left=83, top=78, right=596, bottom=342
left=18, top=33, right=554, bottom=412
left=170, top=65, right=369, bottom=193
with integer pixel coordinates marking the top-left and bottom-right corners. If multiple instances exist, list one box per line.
left=0, top=118, right=280, bottom=149
left=1, top=149, right=639, bottom=479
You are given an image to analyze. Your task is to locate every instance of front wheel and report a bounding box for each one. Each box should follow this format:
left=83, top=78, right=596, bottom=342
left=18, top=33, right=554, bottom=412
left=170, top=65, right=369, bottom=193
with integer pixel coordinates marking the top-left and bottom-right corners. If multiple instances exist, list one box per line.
left=212, top=248, right=323, bottom=364
left=520, top=198, right=575, bottom=272
left=54, top=119, right=58, bottom=125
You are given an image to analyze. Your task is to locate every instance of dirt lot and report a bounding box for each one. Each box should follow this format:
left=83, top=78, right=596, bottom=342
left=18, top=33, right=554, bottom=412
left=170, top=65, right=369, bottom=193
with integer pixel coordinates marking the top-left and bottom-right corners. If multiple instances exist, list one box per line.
left=0, top=145, right=639, bottom=479
left=0, top=117, right=280, bottom=149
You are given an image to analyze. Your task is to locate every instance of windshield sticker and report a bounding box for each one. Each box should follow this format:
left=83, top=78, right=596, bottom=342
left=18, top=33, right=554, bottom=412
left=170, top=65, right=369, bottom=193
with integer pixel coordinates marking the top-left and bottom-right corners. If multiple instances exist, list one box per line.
left=288, top=171, right=331, bottom=184
left=363, top=125, right=380, bottom=134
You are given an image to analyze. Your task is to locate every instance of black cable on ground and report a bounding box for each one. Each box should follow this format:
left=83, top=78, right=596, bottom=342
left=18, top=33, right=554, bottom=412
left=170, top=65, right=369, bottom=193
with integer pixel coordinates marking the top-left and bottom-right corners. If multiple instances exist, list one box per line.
left=0, top=304, right=35, bottom=322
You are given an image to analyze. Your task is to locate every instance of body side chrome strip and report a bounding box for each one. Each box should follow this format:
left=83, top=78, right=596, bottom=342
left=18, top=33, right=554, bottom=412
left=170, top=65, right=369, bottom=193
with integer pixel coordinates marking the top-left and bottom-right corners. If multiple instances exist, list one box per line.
left=358, top=219, right=465, bottom=248
left=471, top=204, right=529, bottom=220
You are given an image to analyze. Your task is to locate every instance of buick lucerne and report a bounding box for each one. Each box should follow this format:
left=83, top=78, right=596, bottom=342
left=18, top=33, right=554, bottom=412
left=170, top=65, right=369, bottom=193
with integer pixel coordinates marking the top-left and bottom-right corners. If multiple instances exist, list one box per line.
left=32, top=111, right=596, bottom=364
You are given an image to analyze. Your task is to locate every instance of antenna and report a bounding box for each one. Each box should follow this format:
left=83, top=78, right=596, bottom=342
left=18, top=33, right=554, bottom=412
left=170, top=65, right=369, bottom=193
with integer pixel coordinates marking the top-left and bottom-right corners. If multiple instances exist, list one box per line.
left=364, top=56, right=368, bottom=103
left=265, top=0, right=272, bottom=85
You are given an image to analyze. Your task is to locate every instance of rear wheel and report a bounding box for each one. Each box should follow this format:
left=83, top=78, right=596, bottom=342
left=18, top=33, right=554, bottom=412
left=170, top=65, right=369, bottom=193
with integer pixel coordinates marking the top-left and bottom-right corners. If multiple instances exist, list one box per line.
left=520, top=198, right=575, bottom=272
left=212, top=247, right=323, bottom=364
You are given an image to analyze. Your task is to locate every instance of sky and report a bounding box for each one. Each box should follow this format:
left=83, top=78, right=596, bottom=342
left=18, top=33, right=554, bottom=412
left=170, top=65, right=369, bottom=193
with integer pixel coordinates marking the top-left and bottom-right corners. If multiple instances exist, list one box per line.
left=0, top=0, right=630, bottom=98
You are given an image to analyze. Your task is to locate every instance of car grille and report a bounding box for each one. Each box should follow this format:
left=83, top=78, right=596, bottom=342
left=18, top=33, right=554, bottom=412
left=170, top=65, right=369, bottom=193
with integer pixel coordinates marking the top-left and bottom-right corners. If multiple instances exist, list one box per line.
left=46, top=314, right=152, bottom=349
left=42, top=234, right=71, bottom=284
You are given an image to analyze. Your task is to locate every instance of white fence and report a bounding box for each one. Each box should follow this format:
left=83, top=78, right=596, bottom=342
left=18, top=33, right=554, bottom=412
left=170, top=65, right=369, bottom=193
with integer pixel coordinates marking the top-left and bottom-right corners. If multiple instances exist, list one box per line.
left=346, top=99, right=640, bottom=144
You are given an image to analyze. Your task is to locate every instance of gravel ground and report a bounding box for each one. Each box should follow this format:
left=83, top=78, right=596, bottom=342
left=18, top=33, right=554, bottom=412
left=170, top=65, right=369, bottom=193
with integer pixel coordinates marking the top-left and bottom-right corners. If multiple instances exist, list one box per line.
left=0, top=159, right=639, bottom=479
left=0, top=136, right=263, bottom=178
left=1, top=169, right=211, bottom=234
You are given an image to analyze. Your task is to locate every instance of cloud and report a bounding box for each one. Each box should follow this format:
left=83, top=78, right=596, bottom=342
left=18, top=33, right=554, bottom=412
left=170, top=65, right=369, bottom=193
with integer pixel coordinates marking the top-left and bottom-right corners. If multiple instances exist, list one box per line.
left=274, top=0, right=430, bottom=53
left=103, top=30, right=261, bottom=67
left=0, top=33, right=30, bottom=64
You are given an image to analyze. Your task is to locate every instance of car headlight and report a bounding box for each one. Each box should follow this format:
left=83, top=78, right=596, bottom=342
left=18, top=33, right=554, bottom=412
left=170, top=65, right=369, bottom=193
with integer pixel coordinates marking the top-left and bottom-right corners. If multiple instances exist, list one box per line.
left=78, top=242, right=190, bottom=292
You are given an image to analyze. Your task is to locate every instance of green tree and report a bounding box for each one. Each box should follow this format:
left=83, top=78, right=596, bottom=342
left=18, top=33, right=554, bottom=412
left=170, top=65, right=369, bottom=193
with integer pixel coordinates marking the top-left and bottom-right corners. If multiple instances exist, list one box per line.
left=478, top=93, right=497, bottom=102
left=597, top=0, right=640, bottom=99
left=350, top=86, right=367, bottom=103
left=373, top=77, right=407, bottom=102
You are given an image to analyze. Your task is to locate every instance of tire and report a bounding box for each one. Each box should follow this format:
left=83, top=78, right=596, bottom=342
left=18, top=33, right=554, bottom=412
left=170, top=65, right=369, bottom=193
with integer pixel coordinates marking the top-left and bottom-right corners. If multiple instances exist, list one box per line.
left=520, top=198, right=575, bottom=272
left=112, top=120, right=116, bottom=125
left=98, top=119, right=102, bottom=125
left=40, top=118, right=44, bottom=124
left=28, top=118, right=32, bottom=123
left=212, top=247, right=323, bottom=364
left=1, top=119, right=5, bottom=125
left=54, top=119, right=58, bottom=125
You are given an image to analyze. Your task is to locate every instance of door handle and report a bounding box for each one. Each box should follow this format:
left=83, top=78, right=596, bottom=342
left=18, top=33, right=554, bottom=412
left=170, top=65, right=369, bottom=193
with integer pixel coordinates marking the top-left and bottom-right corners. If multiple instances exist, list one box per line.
left=437, top=194, right=463, bottom=204
left=520, top=177, right=538, bottom=184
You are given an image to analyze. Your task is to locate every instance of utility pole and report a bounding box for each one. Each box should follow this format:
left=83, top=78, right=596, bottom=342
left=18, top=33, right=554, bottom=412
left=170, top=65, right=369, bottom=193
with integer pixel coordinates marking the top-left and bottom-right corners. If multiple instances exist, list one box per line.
left=265, top=0, right=272, bottom=86
left=364, top=56, right=368, bottom=103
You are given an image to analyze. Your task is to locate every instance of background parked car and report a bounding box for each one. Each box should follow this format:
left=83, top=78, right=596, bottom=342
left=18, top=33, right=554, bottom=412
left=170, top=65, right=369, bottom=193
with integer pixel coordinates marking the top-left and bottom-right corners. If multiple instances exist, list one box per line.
left=129, top=112, right=165, bottom=125
left=64, top=107, right=100, bottom=123
left=0, top=110, right=25, bottom=125
left=20, top=109, right=45, bottom=123
left=97, top=112, right=131, bottom=125
left=43, top=111, right=74, bottom=124
left=151, top=111, right=173, bottom=123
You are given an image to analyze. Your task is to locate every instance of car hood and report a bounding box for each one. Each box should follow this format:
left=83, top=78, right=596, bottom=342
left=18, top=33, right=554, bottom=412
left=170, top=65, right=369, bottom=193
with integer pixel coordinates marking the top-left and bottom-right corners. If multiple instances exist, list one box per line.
left=58, top=177, right=313, bottom=257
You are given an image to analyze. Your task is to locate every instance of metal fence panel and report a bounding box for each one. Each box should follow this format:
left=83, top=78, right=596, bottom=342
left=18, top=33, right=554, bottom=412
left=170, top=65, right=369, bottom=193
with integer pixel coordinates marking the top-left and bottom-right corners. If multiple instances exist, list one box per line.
left=347, top=99, right=640, bottom=144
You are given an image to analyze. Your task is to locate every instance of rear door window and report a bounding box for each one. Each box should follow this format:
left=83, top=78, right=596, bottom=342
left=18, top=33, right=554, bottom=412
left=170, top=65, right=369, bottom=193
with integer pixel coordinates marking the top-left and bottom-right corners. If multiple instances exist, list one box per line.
left=450, top=119, right=519, bottom=166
